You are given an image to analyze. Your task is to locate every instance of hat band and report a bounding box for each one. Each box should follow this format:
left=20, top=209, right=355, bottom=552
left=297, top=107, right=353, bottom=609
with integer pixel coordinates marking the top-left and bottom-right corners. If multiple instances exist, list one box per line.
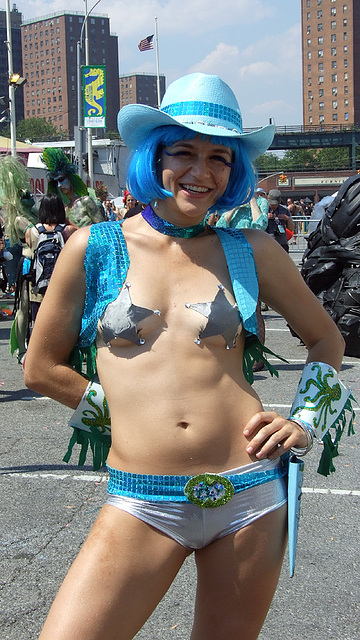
left=161, top=101, right=243, bottom=133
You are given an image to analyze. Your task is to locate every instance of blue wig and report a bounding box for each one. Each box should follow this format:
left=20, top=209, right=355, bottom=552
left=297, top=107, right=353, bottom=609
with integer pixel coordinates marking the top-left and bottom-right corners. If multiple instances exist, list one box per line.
left=126, top=125, right=256, bottom=213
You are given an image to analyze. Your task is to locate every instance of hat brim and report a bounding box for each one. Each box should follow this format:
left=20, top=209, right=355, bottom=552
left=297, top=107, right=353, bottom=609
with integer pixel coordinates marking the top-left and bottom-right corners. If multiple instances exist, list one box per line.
left=117, top=103, right=274, bottom=162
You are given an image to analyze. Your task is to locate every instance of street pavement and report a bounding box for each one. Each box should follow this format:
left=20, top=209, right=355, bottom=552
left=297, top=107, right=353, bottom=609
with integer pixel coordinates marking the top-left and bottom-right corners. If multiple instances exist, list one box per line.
left=1, top=285, right=359, bottom=640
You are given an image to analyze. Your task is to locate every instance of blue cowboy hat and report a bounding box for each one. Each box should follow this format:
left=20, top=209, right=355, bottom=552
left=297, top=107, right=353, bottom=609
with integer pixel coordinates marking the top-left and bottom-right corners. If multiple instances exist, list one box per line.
left=117, top=73, right=275, bottom=161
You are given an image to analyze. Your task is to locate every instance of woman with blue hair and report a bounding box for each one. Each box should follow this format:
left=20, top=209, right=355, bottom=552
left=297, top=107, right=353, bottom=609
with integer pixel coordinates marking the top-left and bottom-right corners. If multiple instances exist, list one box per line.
left=24, top=73, right=351, bottom=640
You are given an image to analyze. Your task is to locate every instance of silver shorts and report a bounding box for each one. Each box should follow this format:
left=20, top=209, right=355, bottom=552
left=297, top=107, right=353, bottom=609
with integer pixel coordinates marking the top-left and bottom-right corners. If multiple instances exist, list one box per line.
left=106, top=458, right=287, bottom=549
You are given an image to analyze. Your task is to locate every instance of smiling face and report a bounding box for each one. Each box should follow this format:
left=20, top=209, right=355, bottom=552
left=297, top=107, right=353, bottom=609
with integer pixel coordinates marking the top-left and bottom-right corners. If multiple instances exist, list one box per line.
left=125, top=194, right=137, bottom=209
left=158, top=136, right=233, bottom=225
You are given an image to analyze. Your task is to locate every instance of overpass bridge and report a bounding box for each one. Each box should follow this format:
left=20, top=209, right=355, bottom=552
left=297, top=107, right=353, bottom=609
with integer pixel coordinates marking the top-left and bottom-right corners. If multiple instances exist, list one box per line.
left=244, top=124, right=360, bottom=170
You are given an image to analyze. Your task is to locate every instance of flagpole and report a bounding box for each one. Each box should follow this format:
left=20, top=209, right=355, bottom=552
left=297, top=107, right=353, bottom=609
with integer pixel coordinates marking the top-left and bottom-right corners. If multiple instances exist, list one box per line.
left=154, top=17, right=161, bottom=108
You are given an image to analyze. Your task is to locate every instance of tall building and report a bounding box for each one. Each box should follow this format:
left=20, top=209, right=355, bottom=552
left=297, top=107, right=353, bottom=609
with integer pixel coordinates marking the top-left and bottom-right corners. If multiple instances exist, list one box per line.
left=301, top=0, right=360, bottom=129
left=119, top=73, right=166, bottom=110
left=0, top=5, right=24, bottom=131
left=21, top=11, right=119, bottom=136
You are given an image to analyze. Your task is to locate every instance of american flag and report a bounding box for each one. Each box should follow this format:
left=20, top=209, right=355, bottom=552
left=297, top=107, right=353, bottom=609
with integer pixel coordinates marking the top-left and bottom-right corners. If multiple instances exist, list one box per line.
left=138, top=35, right=154, bottom=52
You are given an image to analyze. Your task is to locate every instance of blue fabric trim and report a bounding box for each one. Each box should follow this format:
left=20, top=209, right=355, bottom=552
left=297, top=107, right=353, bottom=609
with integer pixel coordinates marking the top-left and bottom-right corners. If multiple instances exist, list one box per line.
left=77, top=223, right=258, bottom=348
left=214, top=227, right=258, bottom=336
left=161, top=101, right=243, bottom=131
left=78, top=221, right=129, bottom=348
left=106, top=464, right=287, bottom=502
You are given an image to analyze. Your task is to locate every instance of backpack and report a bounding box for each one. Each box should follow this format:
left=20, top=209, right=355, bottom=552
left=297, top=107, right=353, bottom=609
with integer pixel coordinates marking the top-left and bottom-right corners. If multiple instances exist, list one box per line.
left=301, top=174, right=360, bottom=357
left=32, top=223, right=66, bottom=294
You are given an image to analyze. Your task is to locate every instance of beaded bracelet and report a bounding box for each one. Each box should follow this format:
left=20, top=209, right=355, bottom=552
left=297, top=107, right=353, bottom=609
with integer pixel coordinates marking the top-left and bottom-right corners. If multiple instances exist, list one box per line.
left=288, top=416, right=315, bottom=457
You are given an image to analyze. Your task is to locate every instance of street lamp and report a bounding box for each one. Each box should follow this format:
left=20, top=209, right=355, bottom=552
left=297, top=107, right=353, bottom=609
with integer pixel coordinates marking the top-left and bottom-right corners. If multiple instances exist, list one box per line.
left=76, top=0, right=102, bottom=184
left=9, top=73, right=27, bottom=87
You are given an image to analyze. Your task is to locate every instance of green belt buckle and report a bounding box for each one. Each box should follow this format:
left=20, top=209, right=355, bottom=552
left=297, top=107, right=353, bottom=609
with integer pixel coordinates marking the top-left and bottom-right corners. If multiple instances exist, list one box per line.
left=184, top=473, right=235, bottom=508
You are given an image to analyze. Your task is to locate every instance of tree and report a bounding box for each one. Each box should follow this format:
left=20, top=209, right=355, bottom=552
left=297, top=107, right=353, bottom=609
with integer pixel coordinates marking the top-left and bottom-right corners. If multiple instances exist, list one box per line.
left=254, top=152, right=284, bottom=173
left=282, top=149, right=318, bottom=171
left=316, top=147, right=350, bottom=171
left=1, top=117, right=58, bottom=142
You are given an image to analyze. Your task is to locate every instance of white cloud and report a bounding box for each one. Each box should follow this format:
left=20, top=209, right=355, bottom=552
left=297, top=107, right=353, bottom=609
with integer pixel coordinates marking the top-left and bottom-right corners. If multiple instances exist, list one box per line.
left=13, top=0, right=303, bottom=127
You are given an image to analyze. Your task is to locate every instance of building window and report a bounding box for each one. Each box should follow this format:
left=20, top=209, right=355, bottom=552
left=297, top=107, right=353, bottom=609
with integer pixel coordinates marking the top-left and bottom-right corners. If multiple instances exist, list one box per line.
left=319, top=88, right=324, bottom=97
left=318, top=49, right=323, bottom=57
left=318, top=22, right=323, bottom=31
left=308, top=64, right=312, bottom=72
left=308, top=78, right=312, bottom=86
left=344, top=72, right=348, bottom=80
left=344, top=85, right=348, bottom=94
left=331, top=20, right=336, bottom=28
left=332, top=100, right=338, bottom=109
left=308, top=52, right=312, bottom=59
left=319, top=102, right=324, bottom=110
left=332, top=74, right=338, bottom=82
left=345, top=112, right=349, bottom=120
left=343, top=4, right=347, bottom=13
left=344, top=99, right=348, bottom=106
left=309, top=116, right=313, bottom=125
left=332, top=87, right=338, bottom=96
left=317, top=10, right=322, bottom=18
left=318, top=63, right=323, bottom=71
left=344, top=46, right=348, bottom=53
left=344, top=59, right=348, bottom=67
left=317, top=0, right=322, bottom=4
left=343, top=31, right=347, bottom=40
left=307, top=38, right=311, bottom=46
left=331, top=48, right=337, bottom=56
left=343, top=18, right=347, bottom=26
left=332, top=61, right=337, bottom=69
left=308, top=90, right=313, bottom=98
left=318, top=36, right=323, bottom=44
left=307, top=12, right=310, bottom=20
left=319, top=115, right=325, bottom=123
left=331, top=7, right=336, bottom=15
left=318, top=76, right=324, bottom=84
left=331, top=34, right=336, bottom=42
left=309, top=103, right=313, bottom=111
left=307, top=25, right=311, bottom=34
left=332, top=113, right=338, bottom=121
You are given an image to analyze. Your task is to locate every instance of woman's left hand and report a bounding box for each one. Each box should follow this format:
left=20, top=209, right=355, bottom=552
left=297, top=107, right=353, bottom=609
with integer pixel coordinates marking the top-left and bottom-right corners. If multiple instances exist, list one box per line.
left=243, top=411, right=308, bottom=460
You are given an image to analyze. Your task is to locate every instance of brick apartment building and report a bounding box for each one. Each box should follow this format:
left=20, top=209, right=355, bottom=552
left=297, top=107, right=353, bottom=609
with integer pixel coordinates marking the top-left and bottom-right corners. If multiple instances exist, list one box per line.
left=119, top=73, right=166, bottom=110
left=21, top=11, right=119, bottom=136
left=301, top=0, right=360, bottom=128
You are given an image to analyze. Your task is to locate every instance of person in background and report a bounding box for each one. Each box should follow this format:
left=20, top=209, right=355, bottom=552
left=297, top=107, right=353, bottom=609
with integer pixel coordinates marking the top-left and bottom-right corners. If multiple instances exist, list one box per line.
left=104, top=199, right=117, bottom=222
left=266, top=189, right=294, bottom=253
left=286, top=197, right=303, bottom=244
left=41, top=148, right=105, bottom=227
left=24, top=72, right=351, bottom=640
left=25, top=193, right=77, bottom=325
left=117, top=191, right=139, bottom=220
left=0, top=156, right=38, bottom=363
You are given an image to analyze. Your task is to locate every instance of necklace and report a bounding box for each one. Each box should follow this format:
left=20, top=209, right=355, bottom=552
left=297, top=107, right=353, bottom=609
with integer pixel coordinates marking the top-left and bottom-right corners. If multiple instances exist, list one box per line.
left=141, top=205, right=206, bottom=238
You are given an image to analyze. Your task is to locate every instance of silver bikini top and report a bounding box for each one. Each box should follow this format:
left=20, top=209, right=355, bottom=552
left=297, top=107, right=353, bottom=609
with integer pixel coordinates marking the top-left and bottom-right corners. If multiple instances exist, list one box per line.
left=99, top=282, right=242, bottom=349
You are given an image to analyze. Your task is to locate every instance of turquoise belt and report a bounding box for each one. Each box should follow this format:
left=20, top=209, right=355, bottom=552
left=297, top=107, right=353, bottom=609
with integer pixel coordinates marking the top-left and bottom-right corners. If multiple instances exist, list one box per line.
left=106, top=463, right=287, bottom=509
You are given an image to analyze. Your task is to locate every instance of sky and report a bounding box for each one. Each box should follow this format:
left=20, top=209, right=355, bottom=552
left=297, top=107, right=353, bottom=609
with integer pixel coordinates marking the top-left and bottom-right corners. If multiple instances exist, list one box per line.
left=5, top=0, right=304, bottom=129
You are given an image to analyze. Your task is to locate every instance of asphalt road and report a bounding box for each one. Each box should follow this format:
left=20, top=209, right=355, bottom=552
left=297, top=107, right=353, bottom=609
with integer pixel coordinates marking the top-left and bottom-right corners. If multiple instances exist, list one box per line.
left=1, top=288, right=359, bottom=640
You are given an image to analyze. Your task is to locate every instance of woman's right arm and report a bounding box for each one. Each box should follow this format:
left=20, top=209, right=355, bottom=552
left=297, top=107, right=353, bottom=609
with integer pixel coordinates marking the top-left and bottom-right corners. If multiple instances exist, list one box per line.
left=24, top=227, right=91, bottom=409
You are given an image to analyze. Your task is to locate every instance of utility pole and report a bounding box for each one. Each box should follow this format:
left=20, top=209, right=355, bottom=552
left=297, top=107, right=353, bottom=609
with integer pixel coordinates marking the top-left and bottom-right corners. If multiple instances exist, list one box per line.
left=5, top=0, right=16, bottom=157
